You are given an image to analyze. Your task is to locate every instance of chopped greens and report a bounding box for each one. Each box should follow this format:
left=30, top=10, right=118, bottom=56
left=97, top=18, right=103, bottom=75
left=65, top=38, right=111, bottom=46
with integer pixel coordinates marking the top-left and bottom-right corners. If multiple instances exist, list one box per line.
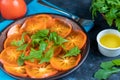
left=11, top=32, right=26, bottom=47
left=94, top=59, right=120, bottom=80
left=91, top=0, right=120, bottom=31
left=49, top=32, right=68, bottom=45
left=64, top=46, right=80, bottom=57
left=11, top=29, right=80, bottom=66
left=40, top=47, right=54, bottom=64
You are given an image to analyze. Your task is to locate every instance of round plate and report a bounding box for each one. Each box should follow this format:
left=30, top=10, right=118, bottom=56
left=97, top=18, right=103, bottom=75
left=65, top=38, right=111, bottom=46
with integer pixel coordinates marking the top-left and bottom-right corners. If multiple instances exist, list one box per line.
left=0, top=13, right=90, bottom=80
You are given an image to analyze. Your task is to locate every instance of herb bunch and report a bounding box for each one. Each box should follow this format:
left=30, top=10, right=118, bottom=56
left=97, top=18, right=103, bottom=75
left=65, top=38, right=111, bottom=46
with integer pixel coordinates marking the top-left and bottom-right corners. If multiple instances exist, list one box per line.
left=11, top=29, right=80, bottom=66
left=94, top=59, right=120, bottom=80
left=91, top=0, right=120, bottom=31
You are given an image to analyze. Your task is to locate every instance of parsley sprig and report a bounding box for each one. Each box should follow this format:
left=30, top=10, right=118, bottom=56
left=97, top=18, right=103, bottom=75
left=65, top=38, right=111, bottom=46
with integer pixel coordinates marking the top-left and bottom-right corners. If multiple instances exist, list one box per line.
left=94, top=59, right=120, bottom=80
left=91, top=0, right=120, bottom=31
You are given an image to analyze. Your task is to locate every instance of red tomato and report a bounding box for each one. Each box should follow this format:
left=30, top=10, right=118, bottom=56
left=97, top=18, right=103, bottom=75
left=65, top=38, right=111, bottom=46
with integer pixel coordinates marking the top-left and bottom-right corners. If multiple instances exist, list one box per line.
left=0, top=0, right=1, bottom=13
left=0, top=0, right=27, bottom=19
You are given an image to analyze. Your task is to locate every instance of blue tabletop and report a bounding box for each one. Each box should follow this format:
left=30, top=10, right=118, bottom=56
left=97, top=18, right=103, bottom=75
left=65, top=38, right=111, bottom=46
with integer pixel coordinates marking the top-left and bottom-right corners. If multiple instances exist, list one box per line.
left=0, top=0, right=94, bottom=80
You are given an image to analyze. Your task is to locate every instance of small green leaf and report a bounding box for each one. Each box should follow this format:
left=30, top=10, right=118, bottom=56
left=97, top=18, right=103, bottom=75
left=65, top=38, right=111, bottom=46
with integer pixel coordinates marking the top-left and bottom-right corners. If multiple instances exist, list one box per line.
left=112, top=59, right=120, bottom=66
left=115, top=19, right=120, bottom=31
left=49, top=32, right=68, bottom=45
left=64, top=47, right=80, bottom=57
left=17, top=53, right=25, bottom=66
left=100, top=61, right=114, bottom=70
left=94, top=68, right=120, bottom=80
left=39, top=41, right=48, bottom=51
left=31, top=29, right=49, bottom=46
left=40, top=47, right=54, bottom=63
left=11, top=33, right=27, bottom=47
left=31, top=29, right=49, bottom=39
left=17, top=44, right=28, bottom=51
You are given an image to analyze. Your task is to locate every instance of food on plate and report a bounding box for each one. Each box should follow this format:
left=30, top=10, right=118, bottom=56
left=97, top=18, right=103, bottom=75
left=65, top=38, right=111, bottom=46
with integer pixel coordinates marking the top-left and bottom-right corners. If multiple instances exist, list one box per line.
left=50, top=51, right=81, bottom=71
left=4, top=64, right=27, bottom=77
left=7, top=24, right=21, bottom=37
left=0, top=47, right=23, bottom=66
left=47, top=18, right=72, bottom=37
left=4, top=33, right=30, bottom=48
left=63, top=30, right=87, bottom=50
left=25, top=63, right=58, bottom=78
left=0, top=14, right=87, bottom=78
left=20, top=14, right=52, bottom=34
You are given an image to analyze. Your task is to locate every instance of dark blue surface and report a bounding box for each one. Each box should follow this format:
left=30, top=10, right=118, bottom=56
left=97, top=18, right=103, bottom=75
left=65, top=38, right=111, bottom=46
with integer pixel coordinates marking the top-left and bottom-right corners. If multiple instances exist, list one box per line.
left=0, top=0, right=94, bottom=80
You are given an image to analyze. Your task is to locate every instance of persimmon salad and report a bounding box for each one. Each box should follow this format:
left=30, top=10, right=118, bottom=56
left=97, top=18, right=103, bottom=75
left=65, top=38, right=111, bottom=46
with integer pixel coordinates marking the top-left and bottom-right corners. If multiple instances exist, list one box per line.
left=0, top=14, right=87, bottom=78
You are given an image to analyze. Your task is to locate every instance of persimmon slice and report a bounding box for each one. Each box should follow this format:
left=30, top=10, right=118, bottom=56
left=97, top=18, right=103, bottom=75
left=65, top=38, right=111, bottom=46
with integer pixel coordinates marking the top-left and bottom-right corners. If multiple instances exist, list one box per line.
left=50, top=53, right=81, bottom=71
left=20, top=14, right=52, bottom=34
left=0, top=47, right=22, bottom=66
left=63, top=30, right=87, bottom=50
left=25, top=63, right=58, bottom=78
left=47, top=18, right=72, bottom=37
left=7, top=24, right=21, bottom=37
left=25, top=60, right=47, bottom=67
left=3, top=64, right=27, bottom=77
left=4, top=33, right=30, bottom=48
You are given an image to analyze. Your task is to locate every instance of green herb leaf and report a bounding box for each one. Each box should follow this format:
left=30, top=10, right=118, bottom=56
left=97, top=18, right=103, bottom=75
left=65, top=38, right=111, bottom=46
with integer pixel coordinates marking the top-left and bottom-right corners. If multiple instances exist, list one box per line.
left=39, top=41, right=48, bottom=51
left=11, top=33, right=26, bottom=47
left=49, top=32, right=68, bottom=45
left=17, top=53, right=25, bottom=66
left=94, top=68, right=120, bottom=80
left=64, top=46, right=80, bottom=57
left=26, top=48, right=43, bottom=60
left=112, top=59, right=120, bottom=66
left=91, top=0, right=120, bottom=31
left=31, top=29, right=49, bottom=46
left=17, top=44, right=28, bottom=51
left=31, top=29, right=49, bottom=39
left=115, top=19, right=120, bottom=31
left=40, top=47, right=54, bottom=63
left=100, top=61, right=114, bottom=70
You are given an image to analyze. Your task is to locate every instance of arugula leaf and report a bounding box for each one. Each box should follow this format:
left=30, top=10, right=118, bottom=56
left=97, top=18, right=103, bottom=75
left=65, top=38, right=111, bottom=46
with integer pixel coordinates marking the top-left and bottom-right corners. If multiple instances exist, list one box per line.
left=64, top=46, right=80, bottom=57
left=94, top=59, right=120, bottom=80
left=91, top=0, right=120, bottom=31
left=31, top=29, right=49, bottom=40
left=49, top=32, right=68, bottom=45
left=17, top=53, right=25, bottom=66
left=112, top=59, right=120, bottom=66
left=31, top=29, right=49, bottom=46
left=17, top=44, right=28, bottom=51
left=39, top=41, right=48, bottom=51
left=94, top=68, right=120, bottom=80
left=100, top=61, right=114, bottom=70
left=115, top=19, right=120, bottom=31
left=11, top=33, right=26, bottom=47
left=25, top=48, right=43, bottom=60
left=40, top=47, right=54, bottom=64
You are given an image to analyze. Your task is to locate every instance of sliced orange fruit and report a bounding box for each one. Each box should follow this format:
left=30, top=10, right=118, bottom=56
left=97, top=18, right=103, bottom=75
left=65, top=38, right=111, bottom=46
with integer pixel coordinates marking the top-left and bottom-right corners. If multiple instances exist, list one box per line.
left=25, top=63, right=58, bottom=78
left=34, top=14, right=52, bottom=22
left=4, top=33, right=30, bottom=48
left=47, top=18, right=72, bottom=37
left=20, top=14, right=52, bottom=34
left=25, top=60, right=47, bottom=67
left=63, top=30, right=87, bottom=50
left=3, top=64, right=27, bottom=77
left=50, top=52, right=81, bottom=71
left=0, top=47, right=23, bottom=66
left=7, top=24, right=21, bottom=37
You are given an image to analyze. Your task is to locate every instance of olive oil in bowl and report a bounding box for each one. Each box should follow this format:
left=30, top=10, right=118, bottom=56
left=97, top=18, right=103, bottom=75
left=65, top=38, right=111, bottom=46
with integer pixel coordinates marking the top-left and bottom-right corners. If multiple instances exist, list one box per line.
left=97, top=29, right=120, bottom=57
left=100, top=34, right=120, bottom=48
